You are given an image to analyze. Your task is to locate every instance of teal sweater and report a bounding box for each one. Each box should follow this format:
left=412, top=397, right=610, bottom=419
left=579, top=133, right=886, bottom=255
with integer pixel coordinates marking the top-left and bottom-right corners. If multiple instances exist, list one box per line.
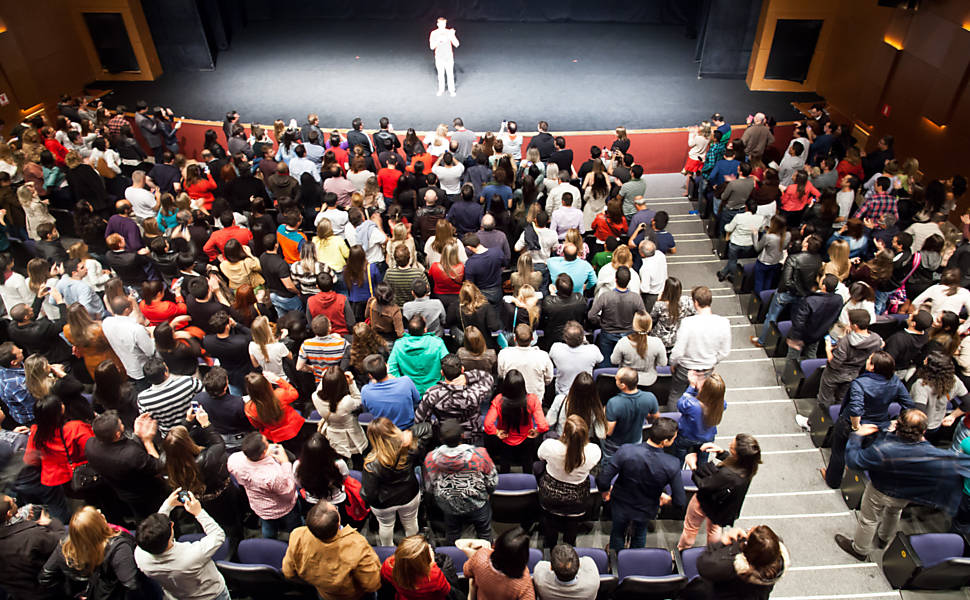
left=388, top=333, right=449, bottom=395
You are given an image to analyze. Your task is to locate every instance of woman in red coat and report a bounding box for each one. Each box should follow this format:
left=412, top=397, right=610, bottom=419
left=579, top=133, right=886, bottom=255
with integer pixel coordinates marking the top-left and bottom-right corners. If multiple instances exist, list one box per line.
left=23, top=395, right=94, bottom=523
left=138, top=280, right=187, bottom=326
left=381, top=534, right=451, bottom=600
left=184, top=163, right=218, bottom=211
left=244, top=371, right=306, bottom=454
left=484, top=369, right=549, bottom=473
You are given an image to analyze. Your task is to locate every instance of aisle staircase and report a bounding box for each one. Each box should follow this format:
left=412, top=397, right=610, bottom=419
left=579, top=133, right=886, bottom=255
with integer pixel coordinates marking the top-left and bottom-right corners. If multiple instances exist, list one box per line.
left=631, top=173, right=965, bottom=600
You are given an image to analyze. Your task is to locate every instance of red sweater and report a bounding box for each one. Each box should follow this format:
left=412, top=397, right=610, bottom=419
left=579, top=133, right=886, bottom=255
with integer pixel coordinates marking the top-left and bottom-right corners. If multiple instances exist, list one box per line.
left=307, top=291, right=349, bottom=335
left=186, top=174, right=218, bottom=210
left=428, top=262, right=464, bottom=295
left=203, top=225, right=254, bottom=260
left=245, top=379, right=305, bottom=443
left=25, top=421, right=94, bottom=486
left=377, top=168, right=402, bottom=198
left=139, top=298, right=187, bottom=326
left=44, top=138, right=68, bottom=166
left=590, top=213, right=628, bottom=241
left=483, top=394, right=549, bottom=446
left=780, top=181, right=820, bottom=212
left=381, top=557, right=451, bottom=600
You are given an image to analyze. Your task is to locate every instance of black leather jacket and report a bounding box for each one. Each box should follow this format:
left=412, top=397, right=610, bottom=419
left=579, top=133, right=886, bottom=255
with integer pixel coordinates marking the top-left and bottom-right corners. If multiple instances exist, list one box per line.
left=777, top=252, right=822, bottom=297
left=361, top=422, right=432, bottom=509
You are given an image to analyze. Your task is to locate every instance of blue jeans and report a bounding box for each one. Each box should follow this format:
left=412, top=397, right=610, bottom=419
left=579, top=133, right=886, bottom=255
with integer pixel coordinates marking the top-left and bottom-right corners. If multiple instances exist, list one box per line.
left=597, top=331, right=625, bottom=368
left=260, top=504, right=304, bottom=538
left=757, top=291, right=797, bottom=345
left=874, top=290, right=890, bottom=316
left=535, top=262, right=551, bottom=294
left=718, top=243, right=756, bottom=278
left=753, top=261, right=781, bottom=296
left=443, top=503, right=493, bottom=545
left=610, top=509, right=650, bottom=552
left=270, top=292, right=303, bottom=317
left=718, top=208, right=741, bottom=236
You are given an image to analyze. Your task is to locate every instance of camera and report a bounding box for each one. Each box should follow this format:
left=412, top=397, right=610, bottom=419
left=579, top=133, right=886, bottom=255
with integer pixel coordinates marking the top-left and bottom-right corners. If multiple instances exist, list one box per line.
left=177, top=491, right=191, bottom=504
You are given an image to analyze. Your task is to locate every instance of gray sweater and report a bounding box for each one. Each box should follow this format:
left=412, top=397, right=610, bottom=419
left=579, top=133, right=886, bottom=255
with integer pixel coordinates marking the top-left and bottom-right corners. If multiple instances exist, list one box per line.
left=403, top=297, right=447, bottom=335
left=533, top=557, right=601, bottom=600
left=588, top=288, right=645, bottom=334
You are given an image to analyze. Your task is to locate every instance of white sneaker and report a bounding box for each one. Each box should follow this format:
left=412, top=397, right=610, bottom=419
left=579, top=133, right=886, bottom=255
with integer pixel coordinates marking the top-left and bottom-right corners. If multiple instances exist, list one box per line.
left=449, top=91, right=456, bottom=97
left=794, top=414, right=810, bottom=430
left=436, top=90, right=443, bottom=97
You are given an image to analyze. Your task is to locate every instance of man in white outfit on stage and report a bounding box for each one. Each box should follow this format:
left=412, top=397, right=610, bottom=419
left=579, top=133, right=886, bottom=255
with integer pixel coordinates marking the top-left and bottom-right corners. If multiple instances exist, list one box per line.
left=429, top=17, right=459, bottom=97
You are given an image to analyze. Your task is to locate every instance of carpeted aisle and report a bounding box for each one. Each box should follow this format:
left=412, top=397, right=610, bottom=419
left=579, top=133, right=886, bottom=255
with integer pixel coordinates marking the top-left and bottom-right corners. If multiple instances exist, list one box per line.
left=95, top=20, right=821, bottom=132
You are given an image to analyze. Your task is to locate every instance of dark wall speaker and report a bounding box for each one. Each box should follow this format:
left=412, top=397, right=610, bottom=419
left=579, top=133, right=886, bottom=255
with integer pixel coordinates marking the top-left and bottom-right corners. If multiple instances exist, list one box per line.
left=764, top=19, right=823, bottom=83
left=82, top=12, right=141, bottom=73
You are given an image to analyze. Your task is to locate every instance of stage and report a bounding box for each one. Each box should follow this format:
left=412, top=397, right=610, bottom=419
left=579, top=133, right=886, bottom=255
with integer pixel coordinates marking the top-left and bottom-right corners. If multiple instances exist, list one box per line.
left=96, top=19, right=820, bottom=133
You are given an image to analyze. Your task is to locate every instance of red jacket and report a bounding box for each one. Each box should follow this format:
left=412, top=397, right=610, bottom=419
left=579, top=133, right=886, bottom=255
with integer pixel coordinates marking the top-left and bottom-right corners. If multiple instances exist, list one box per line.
left=483, top=394, right=549, bottom=446
left=245, top=379, right=305, bottom=443
left=185, top=173, right=218, bottom=210
left=44, top=138, right=68, bottom=167
left=307, top=291, right=349, bottom=335
left=139, top=298, right=187, bottom=326
left=203, top=225, right=254, bottom=260
left=24, top=421, right=94, bottom=486
left=381, top=556, right=451, bottom=600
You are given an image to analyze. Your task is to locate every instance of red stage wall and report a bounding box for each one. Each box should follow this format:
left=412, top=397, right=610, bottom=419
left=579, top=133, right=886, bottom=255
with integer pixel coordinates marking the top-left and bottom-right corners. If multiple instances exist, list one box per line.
left=129, top=119, right=797, bottom=175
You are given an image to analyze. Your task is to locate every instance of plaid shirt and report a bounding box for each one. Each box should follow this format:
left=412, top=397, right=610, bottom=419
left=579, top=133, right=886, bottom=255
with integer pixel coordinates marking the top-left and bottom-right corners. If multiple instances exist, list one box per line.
left=702, top=138, right=727, bottom=177
left=0, top=367, right=33, bottom=424
left=854, top=192, right=898, bottom=225
left=107, top=114, right=129, bottom=138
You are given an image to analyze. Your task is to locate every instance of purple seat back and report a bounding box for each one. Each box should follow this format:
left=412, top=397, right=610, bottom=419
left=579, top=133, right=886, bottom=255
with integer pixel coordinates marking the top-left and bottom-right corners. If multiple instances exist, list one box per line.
left=911, top=533, right=965, bottom=569
left=617, top=548, right=675, bottom=579
left=759, top=289, right=775, bottom=303
left=743, top=262, right=755, bottom=275
left=178, top=534, right=230, bottom=562
left=348, top=469, right=363, bottom=482
left=681, top=547, right=705, bottom=581
left=659, top=412, right=681, bottom=422
left=436, top=547, right=468, bottom=576
left=589, top=474, right=598, bottom=493
left=828, top=405, right=840, bottom=421
left=593, top=367, right=618, bottom=380
left=374, top=546, right=395, bottom=563
left=801, top=358, right=827, bottom=379
left=577, top=548, right=610, bottom=574
left=496, top=473, right=538, bottom=493
left=237, top=539, right=288, bottom=570
left=528, top=548, right=542, bottom=572
left=656, top=365, right=671, bottom=376
left=681, top=469, right=696, bottom=491
left=358, top=412, right=374, bottom=425
left=308, top=410, right=322, bottom=420
left=888, top=402, right=902, bottom=419
left=777, top=321, right=792, bottom=337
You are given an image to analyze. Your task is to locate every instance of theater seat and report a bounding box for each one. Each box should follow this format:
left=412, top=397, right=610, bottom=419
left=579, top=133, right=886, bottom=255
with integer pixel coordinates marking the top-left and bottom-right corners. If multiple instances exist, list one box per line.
left=435, top=546, right=469, bottom=578
left=733, top=261, right=755, bottom=294
left=491, top=473, right=539, bottom=528
left=218, top=539, right=316, bottom=599
left=763, top=320, right=792, bottom=358
left=576, top=547, right=618, bottom=600
left=679, top=546, right=708, bottom=597
left=808, top=403, right=840, bottom=448
left=782, top=357, right=826, bottom=399
left=594, top=367, right=619, bottom=401
left=747, top=289, right=774, bottom=324
left=528, top=548, right=542, bottom=572
left=374, top=546, right=395, bottom=563
left=614, top=548, right=687, bottom=600
left=237, top=538, right=287, bottom=569
left=840, top=468, right=869, bottom=510
left=178, top=533, right=230, bottom=562
left=883, top=532, right=970, bottom=589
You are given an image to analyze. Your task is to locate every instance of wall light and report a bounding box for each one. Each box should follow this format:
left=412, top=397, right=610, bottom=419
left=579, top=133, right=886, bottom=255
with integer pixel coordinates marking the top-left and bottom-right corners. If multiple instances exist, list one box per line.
left=883, top=36, right=904, bottom=50
left=923, top=117, right=946, bottom=130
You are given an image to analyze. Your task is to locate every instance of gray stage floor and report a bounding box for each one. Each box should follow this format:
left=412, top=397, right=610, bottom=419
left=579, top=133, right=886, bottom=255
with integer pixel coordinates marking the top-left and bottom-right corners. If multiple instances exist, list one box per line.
left=96, top=20, right=820, bottom=132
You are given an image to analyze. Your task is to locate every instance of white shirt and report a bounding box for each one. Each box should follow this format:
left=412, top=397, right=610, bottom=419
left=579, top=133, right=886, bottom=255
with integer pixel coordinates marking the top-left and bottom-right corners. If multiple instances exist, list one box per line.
left=724, top=212, right=766, bottom=247
left=514, top=226, right=559, bottom=265
left=639, top=251, right=668, bottom=295
left=363, top=227, right=387, bottom=264
left=0, top=272, right=33, bottom=314
left=125, top=186, right=157, bottom=220
left=424, top=236, right=468, bottom=266
left=499, top=133, right=523, bottom=160
left=289, top=156, right=320, bottom=183
left=429, top=27, right=459, bottom=62
left=836, top=190, right=856, bottom=220
left=669, top=312, right=731, bottom=371
left=315, top=207, right=350, bottom=239
left=432, top=163, right=465, bottom=194
left=545, top=183, right=583, bottom=215
left=595, top=264, right=641, bottom=296
left=550, top=206, right=584, bottom=239
left=537, top=438, right=601, bottom=485
left=102, top=314, right=157, bottom=380
left=497, top=346, right=554, bottom=398
left=913, top=285, right=970, bottom=319
left=249, top=341, right=289, bottom=377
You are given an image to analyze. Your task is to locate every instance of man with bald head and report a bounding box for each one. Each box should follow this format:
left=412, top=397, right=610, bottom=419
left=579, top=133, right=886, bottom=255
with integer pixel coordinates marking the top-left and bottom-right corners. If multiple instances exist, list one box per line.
left=105, top=198, right=143, bottom=251
left=740, top=112, right=774, bottom=161
left=475, top=213, right=510, bottom=265
left=548, top=243, right=596, bottom=294
left=282, top=501, right=381, bottom=600
left=416, top=188, right=446, bottom=246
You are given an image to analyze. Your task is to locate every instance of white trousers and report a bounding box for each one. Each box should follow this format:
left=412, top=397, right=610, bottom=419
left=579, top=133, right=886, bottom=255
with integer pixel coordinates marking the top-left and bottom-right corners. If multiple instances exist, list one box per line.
left=436, top=59, right=455, bottom=94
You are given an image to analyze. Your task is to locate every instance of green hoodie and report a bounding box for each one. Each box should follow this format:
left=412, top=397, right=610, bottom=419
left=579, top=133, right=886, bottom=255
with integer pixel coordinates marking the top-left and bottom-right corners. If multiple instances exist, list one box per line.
left=387, top=333, right=449, bottom=395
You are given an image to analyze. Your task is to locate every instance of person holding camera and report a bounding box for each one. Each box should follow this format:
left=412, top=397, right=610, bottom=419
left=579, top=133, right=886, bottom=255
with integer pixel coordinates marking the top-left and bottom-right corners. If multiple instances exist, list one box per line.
left=135, top=488, right=231, bottom=600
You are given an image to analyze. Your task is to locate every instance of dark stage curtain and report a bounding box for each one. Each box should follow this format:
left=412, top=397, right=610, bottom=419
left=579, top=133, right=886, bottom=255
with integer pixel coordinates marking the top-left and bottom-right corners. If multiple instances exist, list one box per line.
left=239, top=0, right=692, bottom=24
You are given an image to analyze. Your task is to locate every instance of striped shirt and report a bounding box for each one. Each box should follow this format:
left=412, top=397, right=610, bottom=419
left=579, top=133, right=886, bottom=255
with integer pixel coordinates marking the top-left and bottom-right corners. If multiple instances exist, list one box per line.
left=298, top=335, right=348, bottom=382
left=137, top=375, right=204, bottom=435
left=384, top=267, right=428, bottom=306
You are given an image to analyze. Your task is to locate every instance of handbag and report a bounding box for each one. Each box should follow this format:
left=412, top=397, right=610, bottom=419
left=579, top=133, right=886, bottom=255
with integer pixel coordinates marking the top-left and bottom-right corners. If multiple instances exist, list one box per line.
left=342, top=475, right=370, bottom=521
left=497, top=309, right=516, bottom=349
left=95, top=157, right=117, bottom=180
left=60, top=428, right=101, bottom=494
left=888, top=252, right=921, bottom=314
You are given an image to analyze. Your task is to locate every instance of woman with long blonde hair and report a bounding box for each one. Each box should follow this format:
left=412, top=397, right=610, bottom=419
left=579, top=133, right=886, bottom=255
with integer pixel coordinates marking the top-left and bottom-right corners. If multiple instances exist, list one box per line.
left=510, top=253, right=543, bottom=297
left=506, top=284, right=540, bottom=329
left=611, top=311, right=668, bottom=387
left=39, top=505, right=144, bottom=599
left=313, top=217, right=350, bottom=273
left=64, top=302, right=123, bottom=379
left=362, top=416, right=432, bottom=546
left=248, top=315, right=291, bottom=377
left=595, top=244, right=641, bottom=296
left=381, top=534, right=451, bottom=600
left=536, top=414, right=601, bottom=547
left=386, top=222, right=416, bottom=268
left=673, top=372, right=727, bottom=461
left=554, top=228, right=590, bottom=260
left=24, top=353, right=91, bottom=422
left=425, top=219, right=466, bottom=265
left=459, top=281, right=501, bottom=347
left=428, top=241, right=464, bottom=326
left=823, top=239, right=851, bottom=281
left=27, top=258, right=61, bottom=319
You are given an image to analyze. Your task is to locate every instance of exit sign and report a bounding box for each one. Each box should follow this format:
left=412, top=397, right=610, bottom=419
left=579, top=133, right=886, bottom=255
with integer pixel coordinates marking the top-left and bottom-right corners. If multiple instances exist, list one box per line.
left=0, top=93, right=8, bottom=107
left=881, top=104, right=891, bottom=117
